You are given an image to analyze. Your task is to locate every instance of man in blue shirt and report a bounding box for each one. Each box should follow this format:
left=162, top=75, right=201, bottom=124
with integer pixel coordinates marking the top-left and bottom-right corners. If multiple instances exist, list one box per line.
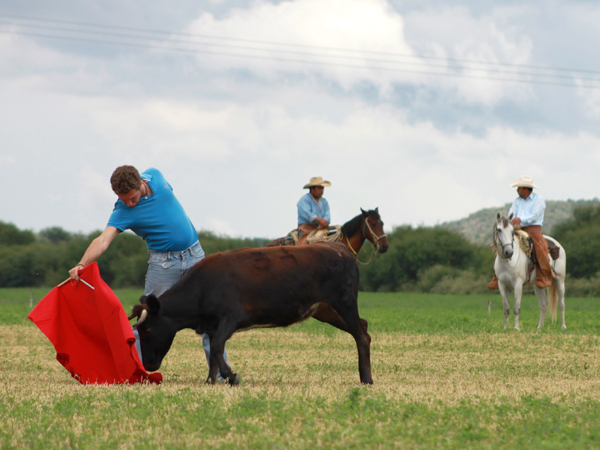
left=68, top=165, right=231, bottom=379
left=297, top=176, right=331, bottom=245
left=488, top=175, right=553, bottom=290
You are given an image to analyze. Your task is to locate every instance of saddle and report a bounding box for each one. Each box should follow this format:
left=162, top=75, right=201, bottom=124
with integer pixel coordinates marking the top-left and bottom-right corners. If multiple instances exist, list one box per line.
left=289, top=226, right=343, bottom=245
left=516, top=230, right=560, bottom=284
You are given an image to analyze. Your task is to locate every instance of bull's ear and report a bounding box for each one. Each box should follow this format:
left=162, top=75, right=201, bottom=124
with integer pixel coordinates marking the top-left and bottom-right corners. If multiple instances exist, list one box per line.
left=140, top=295, right=148, bottom=305
left=146, top=295, right=161, bottom=315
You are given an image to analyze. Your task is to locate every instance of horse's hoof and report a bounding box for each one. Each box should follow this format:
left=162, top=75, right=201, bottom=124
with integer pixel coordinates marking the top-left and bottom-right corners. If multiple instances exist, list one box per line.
left=228, top=374, right=241, bottom=386
left=561, top=325, right=567, bottom=330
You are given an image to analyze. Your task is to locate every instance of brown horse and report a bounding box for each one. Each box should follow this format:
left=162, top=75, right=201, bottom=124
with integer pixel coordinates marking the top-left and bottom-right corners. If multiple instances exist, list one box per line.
left=268, top=208, right=389, bottom=259
left=267, top=208, right=389, bottom=334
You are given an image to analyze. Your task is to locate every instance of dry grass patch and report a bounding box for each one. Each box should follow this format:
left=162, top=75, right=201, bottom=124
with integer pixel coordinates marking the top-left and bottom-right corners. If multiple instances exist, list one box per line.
left=3, top=324, right=600, bottom=449
left=3, top=325, right=600, bottom=405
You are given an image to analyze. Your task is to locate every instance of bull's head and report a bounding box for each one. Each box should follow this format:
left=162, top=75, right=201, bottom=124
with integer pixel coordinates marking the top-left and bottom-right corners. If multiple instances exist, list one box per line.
left=128, top=295, right=177, bottom=372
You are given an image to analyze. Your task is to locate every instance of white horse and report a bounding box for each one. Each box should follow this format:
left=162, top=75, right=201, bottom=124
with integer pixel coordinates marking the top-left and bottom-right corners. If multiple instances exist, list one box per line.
left=492, top=213, right=567, bottom=331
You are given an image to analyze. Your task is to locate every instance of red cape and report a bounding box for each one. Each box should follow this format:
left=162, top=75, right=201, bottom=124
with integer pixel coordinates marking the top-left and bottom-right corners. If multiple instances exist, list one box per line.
left=28, top=263, right=162, bottom=385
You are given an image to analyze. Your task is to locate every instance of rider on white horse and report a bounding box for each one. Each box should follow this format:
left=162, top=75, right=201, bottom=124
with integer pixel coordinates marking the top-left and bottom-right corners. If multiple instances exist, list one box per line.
left=297, top=176, right=331, bottom=245
left=488, top=175, right=554, bottom=290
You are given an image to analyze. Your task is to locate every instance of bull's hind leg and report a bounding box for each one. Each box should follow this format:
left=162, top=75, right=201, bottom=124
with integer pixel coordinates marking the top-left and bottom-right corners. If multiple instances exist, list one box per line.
left=329, top=303, right=373, bottom=385
left=312, top=303, right=369, bottom=335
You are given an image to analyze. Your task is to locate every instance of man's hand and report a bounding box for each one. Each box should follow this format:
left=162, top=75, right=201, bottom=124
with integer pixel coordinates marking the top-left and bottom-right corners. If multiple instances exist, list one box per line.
left=511, top=217, right=522, bottom=226
left=69, top=264, right=84, bottom=281
left=316, top=217, right=329, bottom=229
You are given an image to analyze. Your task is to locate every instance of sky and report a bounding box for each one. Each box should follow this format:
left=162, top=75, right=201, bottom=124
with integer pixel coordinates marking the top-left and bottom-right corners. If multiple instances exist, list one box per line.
left=1, top=0, right=600, bottom=239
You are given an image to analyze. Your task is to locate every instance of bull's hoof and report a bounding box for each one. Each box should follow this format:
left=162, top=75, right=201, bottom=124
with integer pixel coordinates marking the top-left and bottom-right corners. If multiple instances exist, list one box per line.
left=228, top=374, right=241, bottom=386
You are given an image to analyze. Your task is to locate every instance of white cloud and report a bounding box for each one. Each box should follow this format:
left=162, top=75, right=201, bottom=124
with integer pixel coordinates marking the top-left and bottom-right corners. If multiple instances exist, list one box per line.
left=2, top=0, right=600, bottom=240
left=184, top=0, right=415, bottom=90
left=403, top=5, right=534, bottom=105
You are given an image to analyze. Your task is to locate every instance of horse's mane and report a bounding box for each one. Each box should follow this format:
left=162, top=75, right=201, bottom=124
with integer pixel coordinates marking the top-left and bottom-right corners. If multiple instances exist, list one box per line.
left=342, top=209, right=380, bottom=238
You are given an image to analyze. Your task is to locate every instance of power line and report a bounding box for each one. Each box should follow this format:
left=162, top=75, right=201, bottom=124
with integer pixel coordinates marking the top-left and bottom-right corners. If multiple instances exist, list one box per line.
left=2, top=20, right=600, bottom=84
left=3, top=29, right=598, bottom=90
left=2, top=12, right=600, bottom=76
left=0, top=16, right=599, bottom=89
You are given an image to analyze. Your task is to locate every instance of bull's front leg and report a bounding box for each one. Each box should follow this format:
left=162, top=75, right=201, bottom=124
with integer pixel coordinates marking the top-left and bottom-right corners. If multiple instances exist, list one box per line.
left=203, top=334, right=220, bottom=384
left=209, top=322, right=240, bottom=386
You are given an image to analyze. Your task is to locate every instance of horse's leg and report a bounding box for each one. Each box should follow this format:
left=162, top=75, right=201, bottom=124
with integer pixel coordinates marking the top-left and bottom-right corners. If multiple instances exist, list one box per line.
left=311, top=303, right=369, bottom=334
left=534, top=285, right=548, bottom=331
left=498, top=281, right=511, bottom=330
left=513, top=282, right=523, bottom=331
left=557, top=279, right=567, bottom=330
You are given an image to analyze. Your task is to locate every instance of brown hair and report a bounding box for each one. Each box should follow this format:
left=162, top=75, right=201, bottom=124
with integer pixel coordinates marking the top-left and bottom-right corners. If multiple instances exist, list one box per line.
left=110, top=165, right=141, bottom=195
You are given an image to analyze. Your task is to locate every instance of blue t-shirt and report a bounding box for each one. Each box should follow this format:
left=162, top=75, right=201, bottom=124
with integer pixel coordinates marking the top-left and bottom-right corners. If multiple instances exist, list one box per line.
left=297, top=192, right=331, bottom=226
left=108, top=168, right=198, bottom=251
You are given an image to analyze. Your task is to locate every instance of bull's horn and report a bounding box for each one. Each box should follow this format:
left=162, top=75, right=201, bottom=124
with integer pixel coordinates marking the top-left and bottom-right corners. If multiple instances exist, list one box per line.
left=133, top=309, right=148, bottom=329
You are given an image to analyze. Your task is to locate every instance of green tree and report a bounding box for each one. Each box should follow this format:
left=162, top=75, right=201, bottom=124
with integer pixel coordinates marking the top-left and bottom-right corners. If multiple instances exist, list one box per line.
left=39, top=226, right=74, bottom=244
left=0, top=221, right=35, bottom=246
left=553, top=204, right=600, bottom=279
left=359, top=225, right=479, bottom=292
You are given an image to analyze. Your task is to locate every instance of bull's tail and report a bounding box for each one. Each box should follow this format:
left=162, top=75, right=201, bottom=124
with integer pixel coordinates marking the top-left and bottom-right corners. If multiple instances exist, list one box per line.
left=549, top=279, right=558, bottom=325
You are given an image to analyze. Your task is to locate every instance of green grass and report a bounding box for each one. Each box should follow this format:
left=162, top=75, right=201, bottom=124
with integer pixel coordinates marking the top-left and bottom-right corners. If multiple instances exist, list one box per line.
left=7, top=287, right=599, bottom=332
left=2, top=288, right=600, bottom=449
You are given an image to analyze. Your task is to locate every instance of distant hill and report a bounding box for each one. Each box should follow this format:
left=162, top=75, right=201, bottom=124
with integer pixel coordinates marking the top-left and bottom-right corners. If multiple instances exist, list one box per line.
left=441, top=199, right=600, bottom=244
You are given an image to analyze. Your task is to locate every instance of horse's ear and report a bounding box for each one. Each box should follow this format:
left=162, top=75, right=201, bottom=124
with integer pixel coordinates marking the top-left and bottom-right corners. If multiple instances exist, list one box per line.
left=509, top=213, right=513, bottom=220
left=375, top=207, right=379, bottom=213
left=496, top=212, right=501, bottom=221
left=361, top=208, right=368, bottom=216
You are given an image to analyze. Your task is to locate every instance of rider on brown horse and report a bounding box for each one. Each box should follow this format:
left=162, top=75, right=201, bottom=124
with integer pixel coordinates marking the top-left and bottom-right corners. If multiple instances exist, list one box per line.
left=297, top=176, right=331, bottom=245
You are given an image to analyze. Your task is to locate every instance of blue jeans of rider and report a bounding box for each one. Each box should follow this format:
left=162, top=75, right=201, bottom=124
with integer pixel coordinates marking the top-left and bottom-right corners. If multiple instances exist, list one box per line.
left=133, top=240, right=228, bottom=377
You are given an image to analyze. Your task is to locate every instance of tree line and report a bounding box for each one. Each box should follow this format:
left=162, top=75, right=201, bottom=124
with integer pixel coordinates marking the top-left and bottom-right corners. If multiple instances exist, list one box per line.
left=2, top=204, right=600, bottom=295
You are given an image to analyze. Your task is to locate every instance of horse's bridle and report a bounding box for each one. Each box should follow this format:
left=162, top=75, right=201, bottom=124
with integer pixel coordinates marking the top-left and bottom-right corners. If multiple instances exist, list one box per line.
left=363, top=218, right=387, bottom=251
left=495, top=225, right=515, bottom=259
left=345, top=217, right=387, bottom=264
left=494, top=223, right=522, bottom=268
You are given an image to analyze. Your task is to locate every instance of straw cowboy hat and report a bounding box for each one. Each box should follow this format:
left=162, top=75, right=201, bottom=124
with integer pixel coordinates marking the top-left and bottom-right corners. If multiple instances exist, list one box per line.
left=510, top=175, right=539, bottom=189
left=303, top=176, right=332, bottom=189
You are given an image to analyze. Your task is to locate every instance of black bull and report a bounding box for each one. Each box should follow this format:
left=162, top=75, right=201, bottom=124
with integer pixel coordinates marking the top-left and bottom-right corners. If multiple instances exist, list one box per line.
left=129, top=242, right=373, bottom=385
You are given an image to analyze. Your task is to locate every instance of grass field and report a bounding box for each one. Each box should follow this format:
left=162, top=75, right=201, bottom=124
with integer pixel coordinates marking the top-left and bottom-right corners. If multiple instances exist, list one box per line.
left=2, top=288, right=600, bottom=449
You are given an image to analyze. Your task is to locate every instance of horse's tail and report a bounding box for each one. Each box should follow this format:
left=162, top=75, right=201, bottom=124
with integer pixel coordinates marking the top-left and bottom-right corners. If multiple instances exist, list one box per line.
left=549, top=279, right=559, bottom=325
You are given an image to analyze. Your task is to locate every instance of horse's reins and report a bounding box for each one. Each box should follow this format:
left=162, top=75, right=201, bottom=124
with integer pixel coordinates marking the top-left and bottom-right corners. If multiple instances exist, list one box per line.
left=345, top=218, right=387, bottom=265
